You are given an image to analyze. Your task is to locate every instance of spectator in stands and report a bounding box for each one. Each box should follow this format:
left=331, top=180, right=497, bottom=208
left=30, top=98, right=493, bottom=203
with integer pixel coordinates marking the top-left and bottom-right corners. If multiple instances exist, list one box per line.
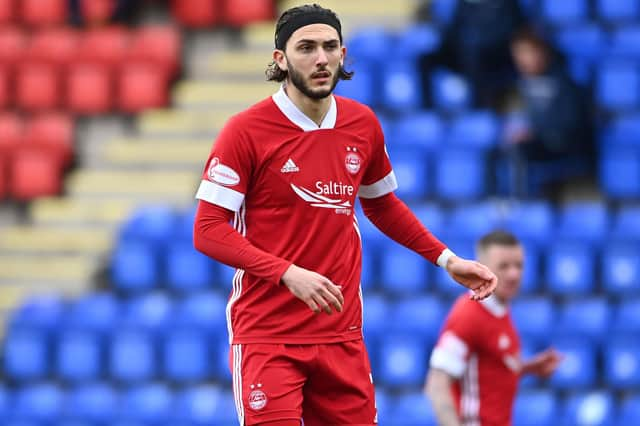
left=499, top=27, right=595, bottom=197
left=69, top=0, right=141, bottom=26
left=425, top=230, right=563, bottom=426
left=417, top=0, right=524, bottom=108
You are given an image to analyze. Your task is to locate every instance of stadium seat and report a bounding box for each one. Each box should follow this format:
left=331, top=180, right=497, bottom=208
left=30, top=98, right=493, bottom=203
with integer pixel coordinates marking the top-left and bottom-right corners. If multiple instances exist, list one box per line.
left=610, top=26, right=640, bottom=59
left=120, top=205, right=176, bottom=246
left=3, top=328, right=49, bottom=381
left=27, top=28, right=79, bottom=65
left=511, top=298, right=556, bottom=345
left=447, top=202, right=502, bottom=240
left=385, top=147, right=429, bottom=200
left=16, top=61, right=60, bottom=111
left=118, top=62, right=168, bottom=113
left=362, top=293, right=389, bottom=347
left=0, top=0, right=16, bottom=24
left=222, top=0, right=274, bottom=27
left=110, top=241, right=159, bottom=293
left=388, top=392, right=438, bottom=426
left=395, top=24, right=441, bottom=59
left=599, top=148, right=640, bottom=199
left=562, top=391, right=614, bottom=426
left=56, top=330, right=101, bottom=383
left=128, top=25, right=181, bottom=78
left=390, top=296, right=446, bottom=343
left=24, top=112, right=74, bottom=167
left=598, top=0, right=640, bottom=22
left=360, top=243, right=376, bottom=292
left=554, top=298, right=611, bottom=342
left=555, top=23, right=605, bottom=60
left=173, top=292, right=227, bottom=337
left=79, top=0, right=113, bottom=24
left=519, top=243, right=540, bottom=293
left=556, top=202, right=609, bottom=245
left=604, top=339, right=640, bottom=389
left=549, top=340, right=596, bottom=389
left=65, top=292, right=120, bottom=333
left=618, top=395, right=640, bottom=425
left=0, top=112, right=24, bottom=158
left=596, top=62, right=640, bottom=111
left=10, top=147, right=62, bottom=199
left=602, top=243, right=640, bottom=294
left=170, top=0, right=220, bottom=27
left=121, top=292, right=173, bottom=333
left=173, top=386, right=237, bottom=424
left=334, top=63, right=375, bottom=106
left=381, top=60, right=422, bottom=111
left=513, top=390, right=558, bottom=426
left=612, top=298, right=640, bottom=335
left=0, top=65, right=11, bottom=109
left=545, top=243, right=595, bottom=294
left=162, top=328, right=211, bottom=383
left=602, top=113, right=640, bottom=147
left=377, top=335, right=430, bottom=387
left=0, top=26, right=26, bottom=64
left=20, top=0, right=67, bottom=27
left=409, top=202, right=445, bottom=237
left=345, top=27, right=391, bottom=66
left=434, top=149, right=486, bottom=201
left=13, top=383, right=64, bottom=422
left=611, top=205, right=640, bottom=241
left=379, top=241, right=429, bottom=294
left=504, top=202, right=555, bottom=247
left=447, top=111, right=499, bottom=150
left=541, top=0, right=588, bottom=24
left=67, top=63, right=112, bottom=114
left=431, top=69, right=472, bottom=112
left=77, top=26, right=130, bottom=67
left=375, top=388, right=392, bottom=425
left=121, top=384, right=172, bottom=423
left=387, top=112, right=443, bottom=151
left=66, top=383, right=118, bottom=424
left=108, top=329, right=155, bottom=383
left=9, top=296, right=64, bottom=330
left=166, top=242, right=216, bottom=293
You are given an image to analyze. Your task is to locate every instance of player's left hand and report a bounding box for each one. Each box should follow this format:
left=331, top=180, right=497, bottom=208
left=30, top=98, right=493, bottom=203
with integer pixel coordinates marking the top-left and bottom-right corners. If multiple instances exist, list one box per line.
left=445, top=256, right=498, bottom=301
left=525, top=348, right=563, bottom=378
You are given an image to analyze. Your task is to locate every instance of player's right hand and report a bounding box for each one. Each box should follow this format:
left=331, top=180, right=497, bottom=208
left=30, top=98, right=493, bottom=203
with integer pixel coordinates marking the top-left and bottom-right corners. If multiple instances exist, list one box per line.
left=281, top=264, right=344, bottom=314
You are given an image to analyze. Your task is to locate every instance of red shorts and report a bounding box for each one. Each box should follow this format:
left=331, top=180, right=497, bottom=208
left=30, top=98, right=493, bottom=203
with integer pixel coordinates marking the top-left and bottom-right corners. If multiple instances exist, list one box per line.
left=229, top=339, right=377, bottom=425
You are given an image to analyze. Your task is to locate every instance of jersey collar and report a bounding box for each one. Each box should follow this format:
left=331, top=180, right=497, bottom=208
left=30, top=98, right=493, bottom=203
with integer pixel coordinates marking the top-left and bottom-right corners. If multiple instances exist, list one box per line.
left=480, top=294, right=508, bottom=318
left=272, top=84, right=337, bottom=131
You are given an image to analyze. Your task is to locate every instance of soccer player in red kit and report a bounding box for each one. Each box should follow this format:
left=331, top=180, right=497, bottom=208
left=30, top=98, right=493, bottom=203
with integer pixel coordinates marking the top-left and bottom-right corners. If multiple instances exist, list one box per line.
left=193, top=4, right=498, bottom=425
left=425, top=231, right=563, bottom=426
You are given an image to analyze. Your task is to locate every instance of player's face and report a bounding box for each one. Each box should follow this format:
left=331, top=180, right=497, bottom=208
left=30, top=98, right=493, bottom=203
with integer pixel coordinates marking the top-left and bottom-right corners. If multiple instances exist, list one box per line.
left=480, top=244, right=524, bottom=303
left=279, top=24, right=345, bottom=99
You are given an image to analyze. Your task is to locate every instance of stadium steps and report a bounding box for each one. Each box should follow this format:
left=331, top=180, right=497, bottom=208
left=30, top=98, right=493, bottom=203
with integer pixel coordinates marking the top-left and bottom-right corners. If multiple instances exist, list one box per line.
left=29, top=198, right=136, bottom=227
left=137, top=108, right=235, bottom=136
left=102, top=138, right=211, bottom=167
left=0, top=227, right=112, bottom=255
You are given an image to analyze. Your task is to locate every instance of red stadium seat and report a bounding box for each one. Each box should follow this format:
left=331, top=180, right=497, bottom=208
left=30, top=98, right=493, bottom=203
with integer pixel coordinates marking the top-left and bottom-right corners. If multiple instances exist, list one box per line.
left=16, top=62, right=61, bottom=111
left=0, top=112, right=23, bottom=158
left=21, top=0, right=68, bottom=27
left=118, top=62, right=168, bottom=113
left=128, top=25, right=181, bottom=78
left=222, top=0, right=275, bottom=27
left=170, top=0, right=221, bottom=28
left=77, top=26, right=131, bottom=68
left=27, top=28, right=80, bottom=66
left=81, top=0, right=114, bottom=25
left=0, top=156, right=7, bottom=199
left=0, top=66, right=11, bottom=108
left=0, top=27, right=27, bottom=65
left=0, top=0, right=16, bottom=25
left=67, top=62, right=112, bottom=114
left=10, top=147, right=63, bottom=200
left=24, top=112, right=74, bottom=168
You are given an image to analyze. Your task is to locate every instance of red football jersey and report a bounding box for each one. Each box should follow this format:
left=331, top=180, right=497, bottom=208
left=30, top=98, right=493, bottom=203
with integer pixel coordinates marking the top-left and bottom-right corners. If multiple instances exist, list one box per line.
left=195, top=86, right=398, bottom=344
left=430, top=295, right=521, bottom=426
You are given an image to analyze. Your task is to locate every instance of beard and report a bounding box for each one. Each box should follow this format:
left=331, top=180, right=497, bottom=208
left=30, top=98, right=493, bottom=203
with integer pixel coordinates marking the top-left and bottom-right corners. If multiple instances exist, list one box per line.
left=287, top=59, right=340, bottom=99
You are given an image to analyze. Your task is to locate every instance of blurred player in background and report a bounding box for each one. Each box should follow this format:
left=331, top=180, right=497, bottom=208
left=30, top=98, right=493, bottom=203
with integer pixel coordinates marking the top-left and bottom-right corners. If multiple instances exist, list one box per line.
left=425, top=230, right=562, bottom=426
left=193, top=4, right=498, bottom=425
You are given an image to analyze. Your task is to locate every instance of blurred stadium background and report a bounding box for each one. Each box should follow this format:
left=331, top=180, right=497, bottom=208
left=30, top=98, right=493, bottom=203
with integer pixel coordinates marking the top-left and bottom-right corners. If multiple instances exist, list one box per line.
left=0, top=0, right=638, bottom=424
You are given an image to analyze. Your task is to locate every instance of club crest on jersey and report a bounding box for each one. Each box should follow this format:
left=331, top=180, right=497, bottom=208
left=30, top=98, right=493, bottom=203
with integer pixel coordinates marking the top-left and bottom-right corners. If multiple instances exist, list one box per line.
left=345, top=147, right=362, bottom=174
left=248, top=386, right=267, bottom=410
left=208, top=157, right=240, bottom=186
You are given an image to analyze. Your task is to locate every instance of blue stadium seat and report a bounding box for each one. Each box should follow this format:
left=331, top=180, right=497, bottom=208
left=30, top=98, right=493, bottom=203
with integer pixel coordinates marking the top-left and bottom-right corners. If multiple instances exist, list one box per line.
left=602, top=243, right=640, bottom=294
left=64, top=292, right=120, bottom=333
left=605, top=339, right=640, bottom=389
left=612, top=299, right=640, bottom=335
left=410, top=202, right=445, bottom=237
left=596, top=62, right=640, bottom=111
left=173, top=292, right=227, bottom=338
left=9, top=295, right=64, bottom=331
left=162, top=329, right=211, bottom=383
left=600, top=148, right=640, bottom=199
left=388, top=392, right=437, bottom=426
left=380, top=241, right=429, bottom=294
left=390, top=296, right=446, bottom=342
left=511, top=298, right=556, bottom=345
left=563, top=392, right=615, bottom=426
left=374, top=388, right=392, bottom=425
left=447, top=111, right=499, bottom=150
left=212, top=338, right=232, bottom=384
left=431, top=69, right=472, bottom=112
left=597, top=0, right=640, bottom=22
left=360, top=243, right=376, bottom=292
left=612, top=206, right=640, bottom=241
left=430, top=0, right=457, bottom=25
left=176, top=205, right=197, bottom=241
left=618, top=395, right=640, bottom=425
left=334, top=63, right=375, bottom=106
left=502, top=201, right=554, bottom=246
left=555, top=299, right=611, bottom=342
left=173, top=386, right=237, bottom=425
left=542, top=0, right=588, bottom=24
left=120, top=384, right=172, bottom=423
left=121, top=292, right=173, bottom=333
left=447, top=202, right=502, bottom=240
left=519, top=339, right=541, bottom=389
left=111, top=241, right=159, bottom=293
left=434, top=149, right=486, bottom=201
left=386, top=147, right=430, bottom=200
left=66, top=383, right=118, bottom=424
left=610, top=26, right=640, bottom=58
left=56, top=330, right=101, bottom=383
left=549, top=340, right=596, bottom=389
left=513, top=390, right=557, bottom=426
left=166, top=242, right=216, bottom=293
left=382, top=60, right=422, bottom=111
left=395, top=24, right=441, bottom=59
left=0, top=386, right=11, bottom=421
left=108, top=329, right=156, bottom=383
left=377, top=336, right=429, bottom=387
left=556, top=202, right=609, bottom=245
left=354, top=210, right=385, bottom=248
left=119, top=205, right=176, bottom=246
left=602, top=113, right=640, bottom=147
left=347, top=27, right=391, bottom=65
left=545, top=243, right=595, bottom=294
left=4, top=328, right=49, bottom=382
left=362, top=293, right=389, bottom=343
left=555, top=23, right=605, bottom=60
left=388, top=112, right=443, bottom=151
left=13, top=383, right=64, bottom=422
left=519, top=243, right=540, bottom=293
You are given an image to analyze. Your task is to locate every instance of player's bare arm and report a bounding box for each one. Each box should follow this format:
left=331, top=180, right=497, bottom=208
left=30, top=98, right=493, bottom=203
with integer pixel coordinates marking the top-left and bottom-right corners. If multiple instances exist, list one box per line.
left=281, top=264, right=344, bottom=314
left=521, top=347, right=563, bottom=378
left=445, top=255, right=498, bottom=301
left=425, top=368, right=462, bottom=426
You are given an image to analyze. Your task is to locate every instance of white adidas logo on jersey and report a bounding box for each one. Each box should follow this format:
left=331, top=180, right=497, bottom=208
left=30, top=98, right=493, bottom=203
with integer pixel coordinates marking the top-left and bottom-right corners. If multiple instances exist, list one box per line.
left=280, top=158, right=299, bottom=173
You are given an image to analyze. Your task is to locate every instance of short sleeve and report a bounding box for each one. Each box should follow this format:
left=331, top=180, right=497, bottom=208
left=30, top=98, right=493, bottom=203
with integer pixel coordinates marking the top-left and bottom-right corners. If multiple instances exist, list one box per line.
left=429, top=302, right=478, bottom=378
left=195, top=116, right=253, bottom=212
left=357, top=114, right=398, bottom=199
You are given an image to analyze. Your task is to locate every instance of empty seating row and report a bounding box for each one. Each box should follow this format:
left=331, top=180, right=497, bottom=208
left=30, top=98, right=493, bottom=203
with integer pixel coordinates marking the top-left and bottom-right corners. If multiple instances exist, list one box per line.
left=170, top=0, right=275, bottom=28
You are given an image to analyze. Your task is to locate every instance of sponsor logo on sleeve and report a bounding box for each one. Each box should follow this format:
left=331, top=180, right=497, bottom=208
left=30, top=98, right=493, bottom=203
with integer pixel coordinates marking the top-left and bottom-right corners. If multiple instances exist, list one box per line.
left=208, top=157, right=240, bottom=186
